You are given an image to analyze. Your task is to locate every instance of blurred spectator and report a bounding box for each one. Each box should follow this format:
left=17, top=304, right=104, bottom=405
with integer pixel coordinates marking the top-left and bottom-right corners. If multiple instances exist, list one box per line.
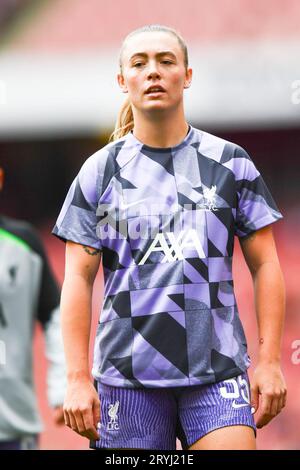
left=0, top=163, right=66, bottom=450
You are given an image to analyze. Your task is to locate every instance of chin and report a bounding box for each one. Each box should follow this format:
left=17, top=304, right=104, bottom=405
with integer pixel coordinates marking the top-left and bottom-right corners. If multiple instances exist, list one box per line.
left=143, top=101, right=170, bottom=111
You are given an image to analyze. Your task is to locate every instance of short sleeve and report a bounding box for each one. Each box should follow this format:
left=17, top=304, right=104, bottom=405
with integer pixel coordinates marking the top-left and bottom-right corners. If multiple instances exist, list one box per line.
left=52, top=154, right=102, bottom=250
left=234, top=146, right=283, bottom=238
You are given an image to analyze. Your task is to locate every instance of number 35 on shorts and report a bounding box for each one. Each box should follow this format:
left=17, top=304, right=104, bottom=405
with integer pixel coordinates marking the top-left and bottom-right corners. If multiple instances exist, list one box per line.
left=219, top=374, right=251, bottom=408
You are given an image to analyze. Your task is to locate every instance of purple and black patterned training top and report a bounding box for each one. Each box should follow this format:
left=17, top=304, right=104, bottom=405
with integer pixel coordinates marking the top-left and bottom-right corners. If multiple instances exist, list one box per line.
left=52, top=124, right=283, bottom=389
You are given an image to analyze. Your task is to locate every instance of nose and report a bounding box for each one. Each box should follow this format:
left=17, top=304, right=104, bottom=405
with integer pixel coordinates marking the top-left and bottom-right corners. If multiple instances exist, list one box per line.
left=147, top=60, right=161, bottom=79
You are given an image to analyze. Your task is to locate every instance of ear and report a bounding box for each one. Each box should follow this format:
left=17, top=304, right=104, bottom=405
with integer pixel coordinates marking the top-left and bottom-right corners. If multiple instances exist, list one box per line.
left=117, top=73, right=128, bottom=93
left=184, top=67, right=193, bottom=89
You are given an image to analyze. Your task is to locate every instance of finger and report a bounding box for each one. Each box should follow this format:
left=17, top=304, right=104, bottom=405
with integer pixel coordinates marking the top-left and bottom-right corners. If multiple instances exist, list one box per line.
left=82, top=408, right=100, bottom=440
left=282, top=388, right=287, bottom=408
left=262, top=392, right=272, bottom=415
left=277, top=390, right=287, bottom=414
left=271, top=387, right=286, bottom=416
left=80, top=424, right=99, bottom=440
left=93, top=399, right=101, bottom=429
left=54, top=408, right=65, bottom=425
left=250, top=385, right=259, bottom=414
left=82, top=427, right=100, bottom=440
left=270, top=396, right=279, bottom=417
left=256, top=393, right=272, bottom=428
left=73, top=410, right=86, bottom=434
left=64, top=409, right=71, bottom=427
left=256, top=413, right=273, bottom=428
left=256, top=405, right=273, bottom=428
left=277, top=395, right=284, bottom=415
left=69, top=411, right=79, bottom=433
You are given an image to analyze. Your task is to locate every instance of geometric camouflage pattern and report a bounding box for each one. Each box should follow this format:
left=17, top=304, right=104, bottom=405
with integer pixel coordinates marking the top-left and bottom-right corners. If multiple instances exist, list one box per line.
left=52, top=125, right=283, bottom=388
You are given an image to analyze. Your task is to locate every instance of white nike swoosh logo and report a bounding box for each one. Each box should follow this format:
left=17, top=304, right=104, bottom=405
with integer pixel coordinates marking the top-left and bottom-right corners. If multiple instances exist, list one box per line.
left=232, top=401, right=250, bottom=409
left=120, top=198, right=148, bottom=210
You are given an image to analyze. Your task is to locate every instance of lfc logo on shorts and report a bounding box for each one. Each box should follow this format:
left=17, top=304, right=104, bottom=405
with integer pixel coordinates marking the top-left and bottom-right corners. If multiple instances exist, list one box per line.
left=107, top=400, right=120, bottom=430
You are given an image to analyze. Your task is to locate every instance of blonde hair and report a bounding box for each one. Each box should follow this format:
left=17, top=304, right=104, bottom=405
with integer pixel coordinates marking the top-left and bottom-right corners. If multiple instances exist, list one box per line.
left=109, top=24, right=189, bottom=142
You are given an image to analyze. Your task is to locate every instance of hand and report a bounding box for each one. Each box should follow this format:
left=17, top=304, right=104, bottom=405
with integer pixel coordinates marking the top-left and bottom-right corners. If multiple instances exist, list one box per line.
left=250, top=362, right=287, bottom=429
left=63, top=378, right=100, bottom=440
left=53, top=406, right=65, bottom=425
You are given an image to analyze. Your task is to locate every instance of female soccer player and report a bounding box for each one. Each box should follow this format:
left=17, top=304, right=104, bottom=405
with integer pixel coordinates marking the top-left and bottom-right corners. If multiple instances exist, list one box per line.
left=52, top=24, right=287, bottom=450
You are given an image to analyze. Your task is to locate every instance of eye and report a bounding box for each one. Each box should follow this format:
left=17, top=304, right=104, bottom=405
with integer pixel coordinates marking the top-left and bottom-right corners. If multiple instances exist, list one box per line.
left=133, top=62, right=144, bottom=67
left=162, top=60, right=173, bottom=64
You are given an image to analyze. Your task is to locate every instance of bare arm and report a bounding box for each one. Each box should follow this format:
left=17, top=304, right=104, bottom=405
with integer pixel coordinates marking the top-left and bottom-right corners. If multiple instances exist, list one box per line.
left=61, top=240, right=101, bottom=440
left=239, top=225, right=287, bottom=428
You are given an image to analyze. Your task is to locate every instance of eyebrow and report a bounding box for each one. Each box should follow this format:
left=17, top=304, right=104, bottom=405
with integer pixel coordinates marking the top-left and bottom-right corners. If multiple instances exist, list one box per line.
left=129, top=51, right=177, bottom=61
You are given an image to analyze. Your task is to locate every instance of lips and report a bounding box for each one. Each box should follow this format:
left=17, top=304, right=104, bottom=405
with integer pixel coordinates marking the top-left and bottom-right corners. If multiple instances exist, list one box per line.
left=145, top=85, right=166, bottom=94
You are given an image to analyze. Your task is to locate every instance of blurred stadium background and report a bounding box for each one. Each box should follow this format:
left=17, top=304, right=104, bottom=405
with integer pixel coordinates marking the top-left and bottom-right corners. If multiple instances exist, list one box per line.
left=0, top=0, right=299, bottom=450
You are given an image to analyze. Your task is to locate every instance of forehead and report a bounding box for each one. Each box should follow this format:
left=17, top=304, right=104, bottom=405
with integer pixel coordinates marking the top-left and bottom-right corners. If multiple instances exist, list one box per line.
left=122, top=31, right=182, bottom=62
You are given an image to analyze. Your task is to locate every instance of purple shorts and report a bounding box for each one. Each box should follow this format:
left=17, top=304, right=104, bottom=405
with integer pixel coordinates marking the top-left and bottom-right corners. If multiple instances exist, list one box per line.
left=90, top=372, right=256, bottom=450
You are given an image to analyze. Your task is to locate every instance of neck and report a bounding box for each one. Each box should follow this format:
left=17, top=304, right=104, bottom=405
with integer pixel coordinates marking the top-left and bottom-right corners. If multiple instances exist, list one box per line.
left=131, top=106, right=189, bottom=148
